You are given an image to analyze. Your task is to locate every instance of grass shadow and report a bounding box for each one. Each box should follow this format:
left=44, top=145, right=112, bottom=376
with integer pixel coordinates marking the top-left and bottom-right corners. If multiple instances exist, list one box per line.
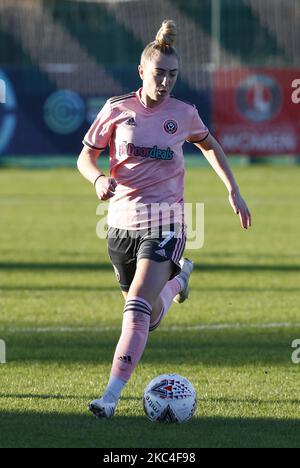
left=0, top=327, right=298, bottom=366
left=0, top=410, right=299, bottom=448
left=0, top=262, right=299, bottom=272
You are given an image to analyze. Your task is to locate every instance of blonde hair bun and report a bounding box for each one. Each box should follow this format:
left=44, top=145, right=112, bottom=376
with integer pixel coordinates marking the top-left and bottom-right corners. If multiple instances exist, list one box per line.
left=140, top=19, right=179, bottom=65
left=155, top=19, right=177, bottom=48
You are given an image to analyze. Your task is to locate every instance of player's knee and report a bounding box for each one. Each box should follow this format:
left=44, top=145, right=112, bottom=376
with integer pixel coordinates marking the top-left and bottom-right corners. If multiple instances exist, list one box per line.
left=127, top=284, right=155, bottom=306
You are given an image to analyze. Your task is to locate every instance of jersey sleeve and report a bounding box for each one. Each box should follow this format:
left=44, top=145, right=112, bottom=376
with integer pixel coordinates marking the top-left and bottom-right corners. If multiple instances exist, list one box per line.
left=82, top=100, right=114, bottom=150
left=186, top=107, right=209, bottom=143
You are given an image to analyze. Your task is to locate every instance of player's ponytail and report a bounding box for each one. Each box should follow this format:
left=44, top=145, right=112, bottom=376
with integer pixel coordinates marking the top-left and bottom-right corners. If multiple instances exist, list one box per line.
left=141, top=19, right=179, bottom=66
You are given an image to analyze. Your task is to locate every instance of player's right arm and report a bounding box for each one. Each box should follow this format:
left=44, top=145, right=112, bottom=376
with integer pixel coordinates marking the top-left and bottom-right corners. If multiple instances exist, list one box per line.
left=77, top=145, right=117, bottom=201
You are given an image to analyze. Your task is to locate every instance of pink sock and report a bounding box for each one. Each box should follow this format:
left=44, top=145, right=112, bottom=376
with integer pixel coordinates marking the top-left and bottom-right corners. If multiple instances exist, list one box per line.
left=110, top=296, right=151, bottom=382
left=149, top=277, right=181, bottom=332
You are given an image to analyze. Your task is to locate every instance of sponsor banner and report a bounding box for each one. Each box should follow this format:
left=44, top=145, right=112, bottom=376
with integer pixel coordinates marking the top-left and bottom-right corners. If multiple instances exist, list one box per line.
left=0, top=66, right=107, bottom=156
left=213, top=68, right=300, bottom=155
left=0, top=66, right=211, bottom=157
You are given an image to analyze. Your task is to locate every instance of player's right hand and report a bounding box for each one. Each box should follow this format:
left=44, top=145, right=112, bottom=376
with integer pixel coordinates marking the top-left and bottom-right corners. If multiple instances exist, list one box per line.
left=95, top=177, right=117, bottom=200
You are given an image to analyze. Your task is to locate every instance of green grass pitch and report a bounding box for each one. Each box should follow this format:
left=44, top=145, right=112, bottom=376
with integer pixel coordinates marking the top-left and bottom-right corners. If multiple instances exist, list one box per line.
left=0, top=164, right=299, bottom=448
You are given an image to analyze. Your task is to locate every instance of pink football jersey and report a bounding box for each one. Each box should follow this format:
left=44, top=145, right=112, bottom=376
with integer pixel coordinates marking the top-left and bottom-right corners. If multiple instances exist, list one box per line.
left=83, top=88, right=209, bottom=230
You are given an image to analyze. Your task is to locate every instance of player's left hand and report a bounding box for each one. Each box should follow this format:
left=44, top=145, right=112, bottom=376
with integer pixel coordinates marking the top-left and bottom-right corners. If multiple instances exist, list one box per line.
left=229, top=190, right=251, bottom=229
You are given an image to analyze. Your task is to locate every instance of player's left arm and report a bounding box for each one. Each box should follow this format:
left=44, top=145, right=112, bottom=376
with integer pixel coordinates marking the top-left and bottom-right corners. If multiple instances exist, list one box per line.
left=193, top=133, right=251, bottom=230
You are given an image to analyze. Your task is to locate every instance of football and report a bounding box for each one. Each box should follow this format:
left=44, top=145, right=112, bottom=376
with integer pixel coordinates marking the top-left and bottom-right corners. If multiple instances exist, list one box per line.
left=143, top=374, right=197, bottom=423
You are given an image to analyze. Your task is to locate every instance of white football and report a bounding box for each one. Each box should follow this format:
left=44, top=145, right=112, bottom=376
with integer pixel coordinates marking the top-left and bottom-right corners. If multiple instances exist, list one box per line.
left=143, top=374, right=197, bottom=423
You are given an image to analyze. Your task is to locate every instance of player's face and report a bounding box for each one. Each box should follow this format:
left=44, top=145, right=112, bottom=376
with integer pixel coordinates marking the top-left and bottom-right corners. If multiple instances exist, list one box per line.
left=139, top=52, right=179, bottom=107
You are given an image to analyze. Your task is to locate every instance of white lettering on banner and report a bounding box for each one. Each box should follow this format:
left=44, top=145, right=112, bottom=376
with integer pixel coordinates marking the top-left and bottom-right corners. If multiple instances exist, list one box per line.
left=0, top=340, right=6, bottom=363
left=220, top=132, right=296, bottom=153
left=291, top=79, right=300, bottom=104
left=0, top=79, right=6, bottom=103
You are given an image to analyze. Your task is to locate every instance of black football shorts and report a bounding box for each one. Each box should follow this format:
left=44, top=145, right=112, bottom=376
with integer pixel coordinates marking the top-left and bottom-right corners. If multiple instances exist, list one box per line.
left=107, top=223, right=187, bottom=292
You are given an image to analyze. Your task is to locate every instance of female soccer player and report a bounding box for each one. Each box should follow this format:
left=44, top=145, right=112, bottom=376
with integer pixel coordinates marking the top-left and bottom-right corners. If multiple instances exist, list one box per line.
left=77, top=20, right=251, bottom=419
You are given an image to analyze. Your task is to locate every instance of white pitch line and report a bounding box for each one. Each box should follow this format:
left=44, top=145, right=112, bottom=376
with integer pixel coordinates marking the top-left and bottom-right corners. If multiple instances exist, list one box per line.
left=1, top=322, right=300, bottom=334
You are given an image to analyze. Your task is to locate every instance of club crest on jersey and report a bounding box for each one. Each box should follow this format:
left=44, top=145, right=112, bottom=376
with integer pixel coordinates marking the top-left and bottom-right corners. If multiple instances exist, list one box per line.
left=164, top=120, right=178, bottom=135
